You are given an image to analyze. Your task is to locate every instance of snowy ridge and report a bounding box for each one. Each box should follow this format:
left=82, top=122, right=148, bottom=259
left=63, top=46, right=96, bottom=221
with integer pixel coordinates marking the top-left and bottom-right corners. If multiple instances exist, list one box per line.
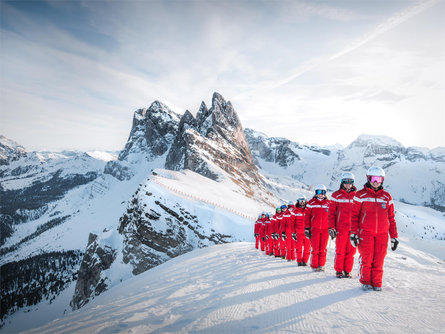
left=23, top=240, right=445, bottom=334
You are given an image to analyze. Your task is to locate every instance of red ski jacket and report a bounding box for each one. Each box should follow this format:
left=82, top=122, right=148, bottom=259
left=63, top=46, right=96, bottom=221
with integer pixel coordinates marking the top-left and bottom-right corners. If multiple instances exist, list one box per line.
left=328, top=187, right=356, bottom=232
left=274, top=213, right=283, bottom=234
left=291, top=206, right=306, bottom=233
left=280, top=210, right=293, bottom=233
left=254, top=219, right=260, bottom=234
left=305, top=197, right=330, bottom=230
left=351, top=184, right=398, bottom=238
left=264, top=219, right=271, bottom=237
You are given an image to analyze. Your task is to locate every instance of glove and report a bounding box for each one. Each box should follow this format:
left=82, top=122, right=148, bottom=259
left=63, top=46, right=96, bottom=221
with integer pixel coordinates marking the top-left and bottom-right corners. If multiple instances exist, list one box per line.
left=265, top=235, right=269, bottom=240
left=391, top=238, right=399, bottom=251
left=282, top=232, right=286, bottom=241
left=350, top=233, right=359, bottom=248
left=304, top=228, right=311, bottom=239
left=254, top=233, right=258, bottom=237
left=262, top=237, right=265, bottom=241
left=329, top=228, right=338, bottom=240
left=291, top=233, right=297, bottom=241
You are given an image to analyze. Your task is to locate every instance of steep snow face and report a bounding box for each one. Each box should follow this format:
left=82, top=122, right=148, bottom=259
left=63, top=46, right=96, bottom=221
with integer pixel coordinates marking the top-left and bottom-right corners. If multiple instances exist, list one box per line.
left=69, top=169, right=264, bottom=310
left=21, top=237, right=445, bottom=334
left=245, top=129, right=445, bottom=211
left=0, top=135, right=26, bottom=166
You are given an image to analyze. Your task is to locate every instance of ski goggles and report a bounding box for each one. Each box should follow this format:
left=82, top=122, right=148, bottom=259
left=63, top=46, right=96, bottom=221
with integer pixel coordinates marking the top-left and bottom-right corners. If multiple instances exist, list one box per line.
left=315, top=189, right=326, bottom=195
left=369, top=175, right=384, bottom=183
left=341, top=178, right=354, bottom=184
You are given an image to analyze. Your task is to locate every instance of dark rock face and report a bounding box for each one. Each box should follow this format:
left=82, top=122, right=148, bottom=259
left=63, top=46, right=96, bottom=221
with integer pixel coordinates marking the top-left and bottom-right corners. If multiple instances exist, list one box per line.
left=105, top=101, right=181, bottom=180
left=70, top=233, right=116, bottom=310
left=118, top=186, right=231, bottom=276
left=118, top=102, right=180, bottom=162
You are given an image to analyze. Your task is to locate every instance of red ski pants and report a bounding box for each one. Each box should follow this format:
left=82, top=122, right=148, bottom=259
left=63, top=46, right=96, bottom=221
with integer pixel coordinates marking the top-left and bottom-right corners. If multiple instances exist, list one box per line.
left=255, top=236, right=260, bottom=249
left=285, top=232, right=296, bottom=260
left=334, top=230, right=356, bottom=273
left=260, top=236, right=265, bottom=251
left=358, top=233, right=389, bottom=288
left=278, top=237, right=285, bottom=257
left=310, top=229, right=329, bottom=269
left=296, top=231, right=311, bottom=263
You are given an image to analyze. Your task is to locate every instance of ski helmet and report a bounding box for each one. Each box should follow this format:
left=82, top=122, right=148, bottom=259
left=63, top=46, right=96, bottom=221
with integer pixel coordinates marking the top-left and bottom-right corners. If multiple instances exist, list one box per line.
left=366, top=166, right=385, bottom=177
left=366, top=166, right=385, bottom=184
left=276, top=207, right=281, bottom=213
left=296, top=194, right=307, bottom=202
left=280, top=204, right=288, bottom=210
left=340, top=171, right=355, bottom=183
left=258, top=214, right=262, bottom=219
left=314, top=184, right=327, bottom=195
left=288, top=201, right=294, bottom=206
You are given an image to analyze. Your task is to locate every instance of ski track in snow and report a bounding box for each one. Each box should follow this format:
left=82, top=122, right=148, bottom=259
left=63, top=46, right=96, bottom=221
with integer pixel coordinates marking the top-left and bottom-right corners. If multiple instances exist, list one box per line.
left=23, top=242, right=445, bottom=334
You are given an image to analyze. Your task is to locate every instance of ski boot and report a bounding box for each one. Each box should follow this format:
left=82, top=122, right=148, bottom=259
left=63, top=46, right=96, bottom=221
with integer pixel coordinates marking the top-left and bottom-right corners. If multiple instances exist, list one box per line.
left=343, top=272, right=352, bottom=278
left=361, top=284, right=373, bottom=291
left=373, top=286, right=382, bottom=291
left=336, top=271, right=343, bottom=278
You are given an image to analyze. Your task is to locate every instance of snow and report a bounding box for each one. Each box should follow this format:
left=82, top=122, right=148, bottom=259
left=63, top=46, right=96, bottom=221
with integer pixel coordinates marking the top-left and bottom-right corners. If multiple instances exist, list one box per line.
left=352, top=134, right=402, bottom=147
left=21, top=240, right=445, bottom=334
left=86, top=151, right=118, bottom=162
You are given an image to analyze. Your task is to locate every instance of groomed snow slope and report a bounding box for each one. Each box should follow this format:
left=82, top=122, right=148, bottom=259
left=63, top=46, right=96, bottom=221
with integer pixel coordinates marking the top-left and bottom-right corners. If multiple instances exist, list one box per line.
left=26, top=242, right=445, bottom=334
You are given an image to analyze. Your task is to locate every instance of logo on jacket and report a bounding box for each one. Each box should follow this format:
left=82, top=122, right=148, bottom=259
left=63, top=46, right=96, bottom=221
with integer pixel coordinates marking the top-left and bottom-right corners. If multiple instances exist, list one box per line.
left=381, top=203, right=386, bottom=209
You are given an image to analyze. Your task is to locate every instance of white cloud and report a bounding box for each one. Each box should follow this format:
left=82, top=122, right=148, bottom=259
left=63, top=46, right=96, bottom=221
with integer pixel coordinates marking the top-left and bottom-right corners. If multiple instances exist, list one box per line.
left=0, top=0, right=443, bottom=150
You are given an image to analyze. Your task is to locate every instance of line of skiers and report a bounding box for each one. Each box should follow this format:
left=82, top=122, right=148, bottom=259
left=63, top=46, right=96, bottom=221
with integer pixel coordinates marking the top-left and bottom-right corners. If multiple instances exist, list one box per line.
left=254, top=166, right=399, bottom=291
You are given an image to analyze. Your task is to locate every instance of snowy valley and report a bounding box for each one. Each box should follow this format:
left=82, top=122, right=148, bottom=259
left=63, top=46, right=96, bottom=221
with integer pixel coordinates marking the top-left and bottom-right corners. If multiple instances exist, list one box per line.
left=1, top=93, right=444, bottom=332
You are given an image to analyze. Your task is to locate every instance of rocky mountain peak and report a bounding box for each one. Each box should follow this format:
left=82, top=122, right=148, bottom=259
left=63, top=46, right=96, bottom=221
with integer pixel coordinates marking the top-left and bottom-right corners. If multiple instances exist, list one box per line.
left=0, top=135, right=27, bottom=166
left=116, top=102, right=180, bottom=163
left=165, top=93, right=263, bottom=196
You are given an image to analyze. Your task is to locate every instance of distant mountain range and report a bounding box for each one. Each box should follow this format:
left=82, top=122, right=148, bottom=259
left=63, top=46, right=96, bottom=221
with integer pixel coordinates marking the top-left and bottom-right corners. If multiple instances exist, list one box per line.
left=1, top=93, right=444, bottom=329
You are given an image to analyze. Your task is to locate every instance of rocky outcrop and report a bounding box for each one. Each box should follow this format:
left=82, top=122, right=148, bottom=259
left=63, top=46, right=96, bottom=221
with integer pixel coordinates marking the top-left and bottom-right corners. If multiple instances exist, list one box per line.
left=70, top=233, right=116, bottom=310
left=118, top=184, right=231, bottom=275
left=0, top=135, right=26, bottom=166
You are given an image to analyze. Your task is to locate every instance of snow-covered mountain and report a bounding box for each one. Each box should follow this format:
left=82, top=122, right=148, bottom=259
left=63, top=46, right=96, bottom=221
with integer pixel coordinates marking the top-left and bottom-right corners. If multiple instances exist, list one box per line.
left=1, top=92, right=444, bottom=331
left=245, top=129, right=445, bottom=211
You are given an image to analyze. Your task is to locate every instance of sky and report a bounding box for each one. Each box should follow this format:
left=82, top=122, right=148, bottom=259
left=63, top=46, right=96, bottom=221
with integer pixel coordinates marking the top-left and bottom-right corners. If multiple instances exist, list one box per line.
left=0, top=0, right=444, bottom=151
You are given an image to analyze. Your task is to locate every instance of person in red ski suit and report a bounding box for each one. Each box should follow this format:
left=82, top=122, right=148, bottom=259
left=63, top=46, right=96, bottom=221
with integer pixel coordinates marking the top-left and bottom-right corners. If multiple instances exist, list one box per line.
left=305, top=184, right=330, bottom=272
left=293, top=195, right=310, bottom=266
left=328, top=172, right=357, bottom=278
left=278, top=204, right=288, bottom=258
left=259, top=213, right=267, bottom=252
left=350, top=166, right=399, bottom=291
left=271, top=208, right=282, bottom=257
left=264, top=213, right=272, bottom=255
left=254, top=214, right=262, bottom=249
left=282, top=202, right=296, bottom=261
